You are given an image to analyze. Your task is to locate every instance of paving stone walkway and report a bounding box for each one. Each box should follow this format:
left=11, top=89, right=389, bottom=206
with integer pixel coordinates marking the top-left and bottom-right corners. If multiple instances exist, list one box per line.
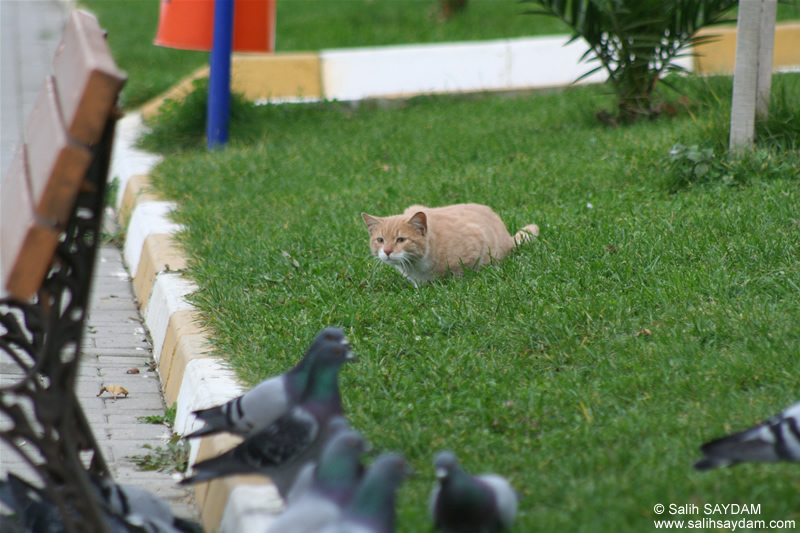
left=0, top=241, right=199, bottom=522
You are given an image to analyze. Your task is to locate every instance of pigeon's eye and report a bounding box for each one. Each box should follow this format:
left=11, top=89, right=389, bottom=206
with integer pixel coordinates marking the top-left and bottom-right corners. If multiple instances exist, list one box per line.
left=396, top=237, right=406, bottom=243
left=377, top=237, right=384, bottom=243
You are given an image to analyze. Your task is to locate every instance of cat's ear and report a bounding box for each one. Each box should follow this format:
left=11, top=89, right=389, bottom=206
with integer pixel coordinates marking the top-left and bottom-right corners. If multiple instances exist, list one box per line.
left=408, top=211, right=427, bottom=235
left=361, top=213, right=381, bottom=231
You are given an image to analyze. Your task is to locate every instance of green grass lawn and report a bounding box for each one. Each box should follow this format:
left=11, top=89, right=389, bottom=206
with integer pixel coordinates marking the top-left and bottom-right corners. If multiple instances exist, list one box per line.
left=140, top=73, right=800, bottom=531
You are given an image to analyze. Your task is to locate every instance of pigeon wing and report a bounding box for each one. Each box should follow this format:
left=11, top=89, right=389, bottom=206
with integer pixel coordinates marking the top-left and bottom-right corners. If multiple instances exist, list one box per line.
left=237, top=407, right=319, bottom=469
left=695, top=401, right=800, bottom=469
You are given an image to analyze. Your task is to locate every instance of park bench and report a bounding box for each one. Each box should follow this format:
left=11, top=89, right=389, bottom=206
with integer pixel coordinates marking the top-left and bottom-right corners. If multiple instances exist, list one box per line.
left=0, top=9, right=127, bottom=532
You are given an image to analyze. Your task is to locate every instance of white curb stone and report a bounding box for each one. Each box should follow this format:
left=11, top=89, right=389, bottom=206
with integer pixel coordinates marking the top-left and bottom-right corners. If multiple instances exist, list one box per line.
left=320, top=35, right=696, bottom=102
left=321, top=36, right=592, bottom=101
left=219, top=485, right=284, bottom=533
left=123, top=201, right=182, bottom=279
left=143, top=272, right=198, bottom=363
left=109, top=112, right=161, bottom=206
left=174, top=357, right=244, bottom=437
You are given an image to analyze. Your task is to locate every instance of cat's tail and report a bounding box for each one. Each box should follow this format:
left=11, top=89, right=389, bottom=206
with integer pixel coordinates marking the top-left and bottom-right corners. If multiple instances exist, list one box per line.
left=514, top=224, right=539, bottom=246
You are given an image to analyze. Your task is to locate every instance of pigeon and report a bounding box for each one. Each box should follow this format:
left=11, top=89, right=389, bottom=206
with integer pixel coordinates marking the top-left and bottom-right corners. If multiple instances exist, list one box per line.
left=0, top=474, right=66, bottom=533
left=284, top=417, right=362, bottom=505
left=320, top=454, right=411, bottom=533
left=429, top=451, right=519, bottom=533
left=266, top=428, right=367, bottom=533
left=180, top=338, right=355, bottom=498
left=93, top=476, right=203, bottom=532
left=184, top=327, right=349, bottom=439
left=694, top=400, right=800, bottom=470
left=0, top=473, right=202, bottom=533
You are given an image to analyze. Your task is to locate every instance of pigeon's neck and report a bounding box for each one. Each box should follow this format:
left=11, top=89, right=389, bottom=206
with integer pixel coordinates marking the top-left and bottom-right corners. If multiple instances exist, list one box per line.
left=347, top=475, right=397, bottom=531
left=316, top=455, right=361, bottom=503
left=304, top=362, right=344, bottom=405
left=286, top=354, right=314, bottom=394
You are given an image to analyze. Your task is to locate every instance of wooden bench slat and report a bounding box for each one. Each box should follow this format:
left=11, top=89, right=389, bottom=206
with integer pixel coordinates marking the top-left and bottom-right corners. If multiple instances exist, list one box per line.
left=52, top=10, right=127, bottom=145
left=25, top=76, right=93, bottom=225
left=1, top=145, right=61, bottom=301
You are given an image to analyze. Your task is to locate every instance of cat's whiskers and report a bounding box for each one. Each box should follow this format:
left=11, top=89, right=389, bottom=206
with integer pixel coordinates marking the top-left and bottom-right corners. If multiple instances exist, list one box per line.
left=397, top=254, right=413, bottom=274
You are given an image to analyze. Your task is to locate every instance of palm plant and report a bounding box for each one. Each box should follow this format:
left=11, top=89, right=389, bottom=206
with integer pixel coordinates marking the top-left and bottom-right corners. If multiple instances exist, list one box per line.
left=523, top=0, right=737, bottom=122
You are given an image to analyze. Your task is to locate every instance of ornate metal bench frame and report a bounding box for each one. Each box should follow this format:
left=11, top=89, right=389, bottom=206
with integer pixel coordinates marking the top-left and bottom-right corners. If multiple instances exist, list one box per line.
left=1, top=10, right=127, bottom=533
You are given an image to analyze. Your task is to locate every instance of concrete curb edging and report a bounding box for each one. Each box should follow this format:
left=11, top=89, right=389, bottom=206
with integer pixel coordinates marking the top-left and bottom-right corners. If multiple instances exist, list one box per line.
left=137, top=23, right=800, bottom=121
left=111, top=113, right=280, bottom=531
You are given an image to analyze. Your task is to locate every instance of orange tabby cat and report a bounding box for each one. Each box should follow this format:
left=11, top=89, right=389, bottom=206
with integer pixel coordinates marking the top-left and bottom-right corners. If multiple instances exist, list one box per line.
left=361, top=203, right=539, bottom=287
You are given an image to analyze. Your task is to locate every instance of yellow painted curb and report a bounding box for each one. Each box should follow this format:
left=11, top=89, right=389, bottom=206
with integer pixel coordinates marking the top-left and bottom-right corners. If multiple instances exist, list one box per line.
left=164, top=334, right=212, bottom=406
left=134, top=233, right=188, bottom=311
left=231, top=53, right=322, bottom=102
left=192, top=433, right=243, bottom=510
left=119, top=173, right=160, bottom=227
left=139, top=52, right=322, bottom=121
left=159, top=309, right=212, bottom=405
left=189, top=433, right=273, bottom=530
left=694, top=22, right=800, bottom=74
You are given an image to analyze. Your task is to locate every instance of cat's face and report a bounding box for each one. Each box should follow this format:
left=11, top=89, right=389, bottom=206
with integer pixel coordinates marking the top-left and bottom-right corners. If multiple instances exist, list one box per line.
left=361, top=212, right=428, bottom=269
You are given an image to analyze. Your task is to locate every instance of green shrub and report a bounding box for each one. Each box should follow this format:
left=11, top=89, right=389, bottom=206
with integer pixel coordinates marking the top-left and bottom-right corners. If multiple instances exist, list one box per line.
left=137, top=78, right=260, bottom=154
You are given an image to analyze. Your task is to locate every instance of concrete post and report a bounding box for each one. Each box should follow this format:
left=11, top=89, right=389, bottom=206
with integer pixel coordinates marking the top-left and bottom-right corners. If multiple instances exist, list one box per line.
left=729, top=0, right=777, bottom=150
left=756, top=0, right=777, bottom=120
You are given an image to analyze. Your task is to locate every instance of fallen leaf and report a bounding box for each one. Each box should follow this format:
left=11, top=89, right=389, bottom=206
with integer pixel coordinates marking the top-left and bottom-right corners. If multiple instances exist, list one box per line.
left=126, top=368, right=140, bottom=374
left=637, top=328, right=652, bottom=337
left=281, top=250, right=301, bottom=269
left=97, top=385, right=130, bottom=399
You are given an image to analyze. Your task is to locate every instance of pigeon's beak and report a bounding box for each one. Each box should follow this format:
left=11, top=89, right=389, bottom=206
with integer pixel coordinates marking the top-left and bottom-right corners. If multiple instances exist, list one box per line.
left=343, top=341, right=357, bottom=362
left=435, top=467, right=448, bottom=479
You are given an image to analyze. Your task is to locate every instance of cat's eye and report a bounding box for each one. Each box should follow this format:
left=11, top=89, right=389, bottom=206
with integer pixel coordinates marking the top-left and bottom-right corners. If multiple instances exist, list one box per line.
left=377, top=237, right=384, bottom=243
left=396, top=237, right=406, bottom=243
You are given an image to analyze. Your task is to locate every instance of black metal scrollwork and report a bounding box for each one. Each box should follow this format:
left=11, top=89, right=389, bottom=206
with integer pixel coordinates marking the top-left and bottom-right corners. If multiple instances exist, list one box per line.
left=1, top=117, right=118, bottom=533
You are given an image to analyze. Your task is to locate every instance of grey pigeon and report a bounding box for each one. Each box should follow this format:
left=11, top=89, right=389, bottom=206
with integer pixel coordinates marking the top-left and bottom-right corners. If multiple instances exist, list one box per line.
left=0, top=473, right=202, bottom=533
left=267, top=428, right=367, bottom=533
left=93, top=476, right=203, bottom=532
left=185, top=327, right=348, bottom=439
left=694, top=400, right=800, bottom=470
left=429, top=451, right=519, bottom=533
left=320, top=454, right=410, bottom=533
left=180, top=338, right=355, bottom=498
left=284, top=417, right=361, bottom=504
left=0, top=474, right=67, bottom=533
left=96, top=477, right=174, bottom=525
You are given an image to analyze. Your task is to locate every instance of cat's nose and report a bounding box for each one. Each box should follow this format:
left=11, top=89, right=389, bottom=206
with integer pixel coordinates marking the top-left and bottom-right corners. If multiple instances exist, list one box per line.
left=384, top=248, right=392, bottom=256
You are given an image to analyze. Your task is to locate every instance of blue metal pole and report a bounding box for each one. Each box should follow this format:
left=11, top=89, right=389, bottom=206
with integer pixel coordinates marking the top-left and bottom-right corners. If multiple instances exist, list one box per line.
left=207, top=0, right=234, bottom=149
